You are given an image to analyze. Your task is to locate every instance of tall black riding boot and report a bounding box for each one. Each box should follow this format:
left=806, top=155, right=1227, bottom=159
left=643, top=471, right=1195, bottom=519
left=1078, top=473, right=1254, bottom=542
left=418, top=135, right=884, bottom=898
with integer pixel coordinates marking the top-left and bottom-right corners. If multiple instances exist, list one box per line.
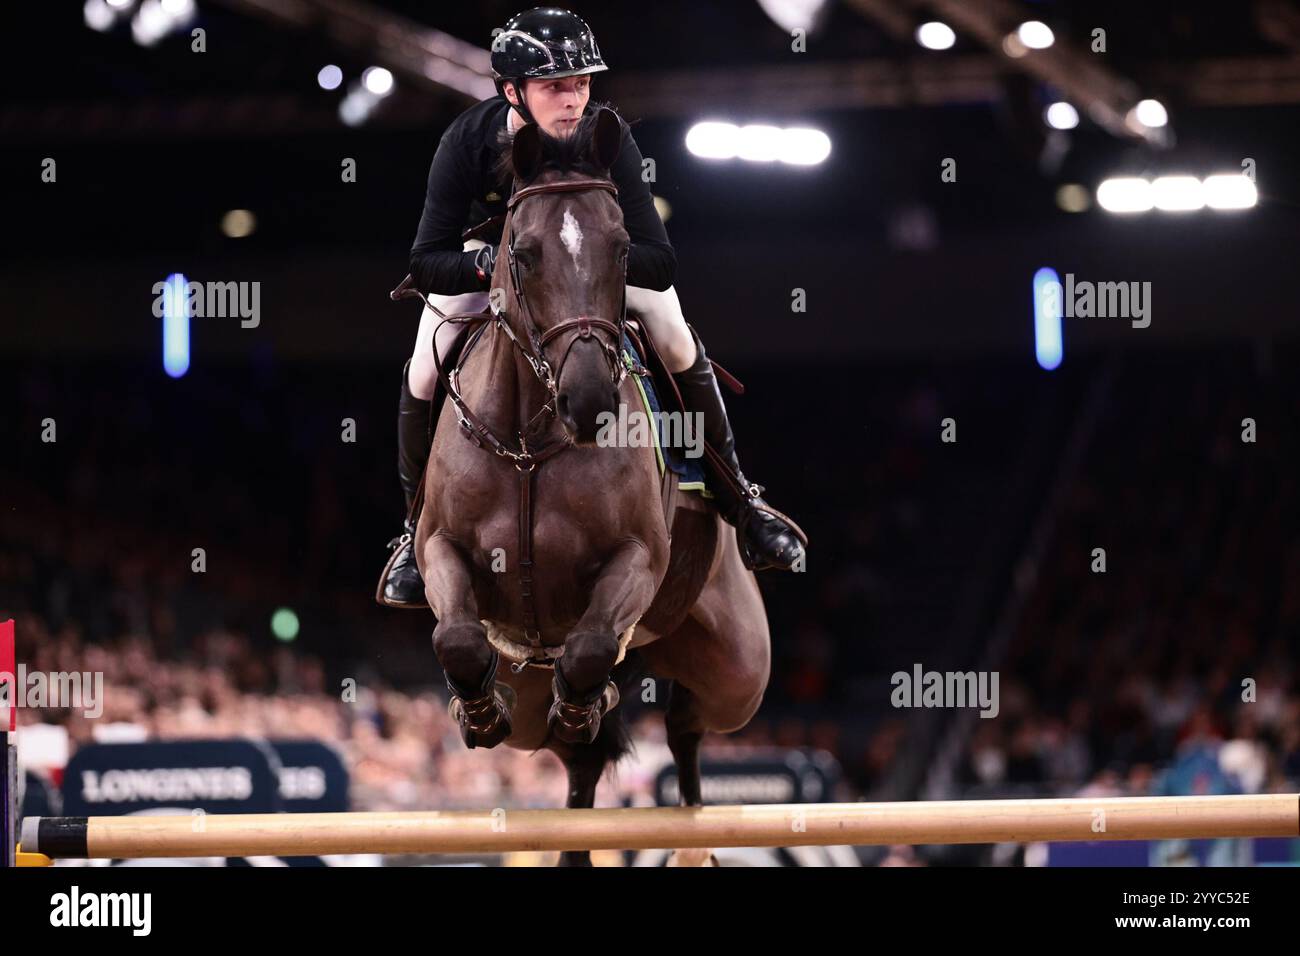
left=380, top=359, right=432, bottom=607
left=672, top=327, right=808, bottom=571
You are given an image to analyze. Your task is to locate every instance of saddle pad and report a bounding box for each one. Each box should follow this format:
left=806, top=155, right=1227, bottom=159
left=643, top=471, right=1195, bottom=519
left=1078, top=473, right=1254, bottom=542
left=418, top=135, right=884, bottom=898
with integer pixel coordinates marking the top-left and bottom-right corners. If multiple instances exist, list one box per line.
left=621, top=333, right=710, bottom=497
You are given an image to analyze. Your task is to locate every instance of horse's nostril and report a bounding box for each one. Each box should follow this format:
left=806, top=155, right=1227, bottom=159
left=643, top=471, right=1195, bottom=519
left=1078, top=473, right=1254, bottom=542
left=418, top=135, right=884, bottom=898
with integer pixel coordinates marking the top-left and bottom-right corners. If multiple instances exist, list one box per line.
left=557, top=393, right=571, bottom=420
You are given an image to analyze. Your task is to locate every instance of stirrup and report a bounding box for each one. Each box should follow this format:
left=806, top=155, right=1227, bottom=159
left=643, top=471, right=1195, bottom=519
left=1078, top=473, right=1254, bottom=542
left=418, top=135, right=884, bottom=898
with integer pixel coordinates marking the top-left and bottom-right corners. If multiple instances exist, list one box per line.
left=375, top=531, right=426, bottom=609
left=735, top=498, right=809, bottom=572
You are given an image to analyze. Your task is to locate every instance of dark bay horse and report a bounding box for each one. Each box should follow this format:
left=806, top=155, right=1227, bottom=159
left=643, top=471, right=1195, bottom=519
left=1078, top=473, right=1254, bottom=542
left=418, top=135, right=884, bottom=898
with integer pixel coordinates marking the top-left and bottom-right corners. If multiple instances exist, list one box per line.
left=415, top=108, right=770, bottom=865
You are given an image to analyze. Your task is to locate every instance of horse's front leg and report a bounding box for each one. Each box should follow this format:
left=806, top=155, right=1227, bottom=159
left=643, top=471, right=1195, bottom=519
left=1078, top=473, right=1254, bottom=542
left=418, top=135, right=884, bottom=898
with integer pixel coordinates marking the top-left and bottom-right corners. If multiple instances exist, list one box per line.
left=424, top=533, right=514, bottom=749
left=548, top=539, right=657, bottom=744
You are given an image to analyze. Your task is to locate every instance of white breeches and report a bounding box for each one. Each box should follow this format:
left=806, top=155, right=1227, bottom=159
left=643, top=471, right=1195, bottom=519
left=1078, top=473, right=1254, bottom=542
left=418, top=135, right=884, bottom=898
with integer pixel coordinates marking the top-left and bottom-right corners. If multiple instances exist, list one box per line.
left=407, top=239, right=697, bottom=400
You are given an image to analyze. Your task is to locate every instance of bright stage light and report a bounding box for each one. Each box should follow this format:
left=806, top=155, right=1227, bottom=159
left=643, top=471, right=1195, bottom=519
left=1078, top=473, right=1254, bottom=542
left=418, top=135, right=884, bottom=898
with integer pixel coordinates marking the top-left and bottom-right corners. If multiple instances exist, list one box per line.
left=1044, top=102, right=1078, bottom=130
left=1017, top=21, right=1055, bottom=50
left=1151, top=175, right=1204, bottom=212
left=1096, top=177, right=1154, bottom=213
left=916, top=22, right=956, bottom=51
left=1203, top=174, right=1257, bottom=210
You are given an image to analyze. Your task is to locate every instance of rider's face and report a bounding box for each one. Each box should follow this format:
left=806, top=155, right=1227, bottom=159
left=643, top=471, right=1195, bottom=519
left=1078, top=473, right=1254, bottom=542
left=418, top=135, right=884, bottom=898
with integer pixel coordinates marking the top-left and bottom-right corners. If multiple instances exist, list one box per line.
left=508, top=76, right=591, bottom=137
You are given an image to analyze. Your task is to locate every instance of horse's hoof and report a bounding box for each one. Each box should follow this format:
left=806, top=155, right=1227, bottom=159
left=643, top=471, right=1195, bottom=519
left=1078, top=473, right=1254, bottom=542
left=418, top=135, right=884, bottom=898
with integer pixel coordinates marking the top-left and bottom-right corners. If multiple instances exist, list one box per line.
left=449, top=682, right=516, bottom=749
left=547, top=679, right=619, bottom=744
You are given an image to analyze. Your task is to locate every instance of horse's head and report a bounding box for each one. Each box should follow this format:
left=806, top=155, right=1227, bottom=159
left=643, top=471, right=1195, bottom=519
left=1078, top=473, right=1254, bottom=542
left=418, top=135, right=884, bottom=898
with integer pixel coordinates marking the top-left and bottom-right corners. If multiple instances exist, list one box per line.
left=496, top=106, right=629, bottom=445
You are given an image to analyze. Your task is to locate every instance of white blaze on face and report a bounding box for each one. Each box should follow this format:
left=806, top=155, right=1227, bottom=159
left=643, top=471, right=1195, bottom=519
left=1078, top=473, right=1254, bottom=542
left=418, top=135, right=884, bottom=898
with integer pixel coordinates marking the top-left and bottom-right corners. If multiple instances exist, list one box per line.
left=559, top=207, right=584, bottom=273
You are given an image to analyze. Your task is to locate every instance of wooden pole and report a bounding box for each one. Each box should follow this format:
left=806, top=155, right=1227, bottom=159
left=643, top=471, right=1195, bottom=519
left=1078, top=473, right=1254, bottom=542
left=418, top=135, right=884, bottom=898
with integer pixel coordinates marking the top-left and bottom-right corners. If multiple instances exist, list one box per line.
left=21, top=793, right=1299, bottom=858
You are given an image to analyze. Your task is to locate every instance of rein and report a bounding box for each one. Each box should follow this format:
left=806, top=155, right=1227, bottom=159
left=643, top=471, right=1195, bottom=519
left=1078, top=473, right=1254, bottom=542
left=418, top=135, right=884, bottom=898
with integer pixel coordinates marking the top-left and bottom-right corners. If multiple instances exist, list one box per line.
left=393, top=176, right=637, bottom=653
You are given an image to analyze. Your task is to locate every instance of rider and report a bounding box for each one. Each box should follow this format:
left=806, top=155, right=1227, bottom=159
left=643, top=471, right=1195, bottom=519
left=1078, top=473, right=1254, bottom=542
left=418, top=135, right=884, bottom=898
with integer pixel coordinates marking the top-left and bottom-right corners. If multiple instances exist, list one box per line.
left=381, top=6, right=806, bottom=607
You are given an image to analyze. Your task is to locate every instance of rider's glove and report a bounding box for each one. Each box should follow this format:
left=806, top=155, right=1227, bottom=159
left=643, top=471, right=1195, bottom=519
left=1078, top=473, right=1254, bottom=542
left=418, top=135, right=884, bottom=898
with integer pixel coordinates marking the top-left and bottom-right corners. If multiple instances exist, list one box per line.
left=473, top=244, right=498, bottom=287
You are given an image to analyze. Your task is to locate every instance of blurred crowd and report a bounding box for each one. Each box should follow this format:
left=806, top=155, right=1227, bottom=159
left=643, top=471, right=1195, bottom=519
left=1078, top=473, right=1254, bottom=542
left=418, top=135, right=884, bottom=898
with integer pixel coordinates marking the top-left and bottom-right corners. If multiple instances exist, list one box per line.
left=9, top=613, right=849, bottom=812
left=956, top=352, right=1300, bottom=799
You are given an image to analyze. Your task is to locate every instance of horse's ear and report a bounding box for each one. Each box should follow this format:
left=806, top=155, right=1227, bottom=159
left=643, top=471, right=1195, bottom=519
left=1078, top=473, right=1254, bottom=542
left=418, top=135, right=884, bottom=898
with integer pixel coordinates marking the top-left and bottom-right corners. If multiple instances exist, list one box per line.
left=591, top=107, right=622, bottom=170
left=512, top=122, right=544, bottom=183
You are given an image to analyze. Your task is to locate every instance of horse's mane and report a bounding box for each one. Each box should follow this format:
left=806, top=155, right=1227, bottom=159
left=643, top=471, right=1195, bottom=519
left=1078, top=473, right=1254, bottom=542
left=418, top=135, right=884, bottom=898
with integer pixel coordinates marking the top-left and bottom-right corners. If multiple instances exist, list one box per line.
left=493, top=101, right=619, bottom=187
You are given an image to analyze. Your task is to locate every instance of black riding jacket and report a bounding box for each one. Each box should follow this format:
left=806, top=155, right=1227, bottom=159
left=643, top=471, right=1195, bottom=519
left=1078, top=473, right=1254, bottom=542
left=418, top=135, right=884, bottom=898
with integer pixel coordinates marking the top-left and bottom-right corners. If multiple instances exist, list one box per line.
left=410, top=96, right=676, bottom=295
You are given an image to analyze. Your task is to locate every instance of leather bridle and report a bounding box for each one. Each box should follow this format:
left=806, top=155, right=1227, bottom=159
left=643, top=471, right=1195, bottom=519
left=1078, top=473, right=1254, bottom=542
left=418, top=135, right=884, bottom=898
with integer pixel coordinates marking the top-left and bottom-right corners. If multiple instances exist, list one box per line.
left=395, top=175, right=636, bottom=653
left=414, top=177, right=630, bottom=469
left=502, top=178, right=630, bottom=403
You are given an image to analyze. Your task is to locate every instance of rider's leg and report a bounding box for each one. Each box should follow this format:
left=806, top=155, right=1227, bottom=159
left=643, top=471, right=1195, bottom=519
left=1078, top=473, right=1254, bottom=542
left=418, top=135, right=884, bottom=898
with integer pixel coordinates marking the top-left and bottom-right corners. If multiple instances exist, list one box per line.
left=407, top=289, right=488, bottom=400
left=626, top=285, right=807, bottom=572
left=381, top=244, right=491, bottom=607
left=624, top=285, right=697, bottom=372
left=381, top=356, right=434, bottom=607
left=409, top=238, right=491, bottom=399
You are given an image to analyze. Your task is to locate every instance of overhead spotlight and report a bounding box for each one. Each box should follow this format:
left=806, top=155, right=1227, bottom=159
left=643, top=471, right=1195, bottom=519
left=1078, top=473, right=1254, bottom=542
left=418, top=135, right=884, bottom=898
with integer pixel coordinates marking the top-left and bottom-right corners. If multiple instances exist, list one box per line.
left=1096, top=174, right=1256, bottom=215
left=778, top=127, right=832, bottom=165
left=916, top=22, right=956, bottom=51
left=1096, top=177, right=1153, bottom=213
left=362, top=66, right=395, bottom=96
left=1151, top=175, right=1204, bottom=212
left=1203, top=174, right=1257, bottom=210
left=1017, top=21, right=1055, bottom=50
left=131, top=0, right=171, bottom=46
left=755, top=0, right=832, bottom=36
left=84, top=0, right=116, bottom=31
left=159, top=0, right=195, bottom=21
left=106, top=0, right=133, bottom=7
left=317, top=65, right=343, bottom=91
left=1044, top=102, right=1079, bottom=130
left=736, top=125, right=785, bottom=163
left=339, top=86, right=378, bottom=127
left=686, top=122, right=831, bottom=166
left=1055, top=183, right=1090, bottom=212
left=1128, top=98, right=1168, bottom=129
left=221, top=209, right=257, bottom=238
left=685, top=122, right=738, bottom=160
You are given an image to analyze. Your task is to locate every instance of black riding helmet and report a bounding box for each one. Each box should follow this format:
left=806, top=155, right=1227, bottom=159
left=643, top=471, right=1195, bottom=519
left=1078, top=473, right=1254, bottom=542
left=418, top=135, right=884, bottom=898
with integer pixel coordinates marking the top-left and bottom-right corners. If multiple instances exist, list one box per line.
left=491, top=7, right=607, bottom=127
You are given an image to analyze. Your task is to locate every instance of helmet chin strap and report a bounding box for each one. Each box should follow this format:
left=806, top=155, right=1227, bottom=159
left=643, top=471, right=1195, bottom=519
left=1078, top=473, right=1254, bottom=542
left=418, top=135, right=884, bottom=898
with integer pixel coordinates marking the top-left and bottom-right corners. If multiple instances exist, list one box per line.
left=510, top=81, right=539, bottom=128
